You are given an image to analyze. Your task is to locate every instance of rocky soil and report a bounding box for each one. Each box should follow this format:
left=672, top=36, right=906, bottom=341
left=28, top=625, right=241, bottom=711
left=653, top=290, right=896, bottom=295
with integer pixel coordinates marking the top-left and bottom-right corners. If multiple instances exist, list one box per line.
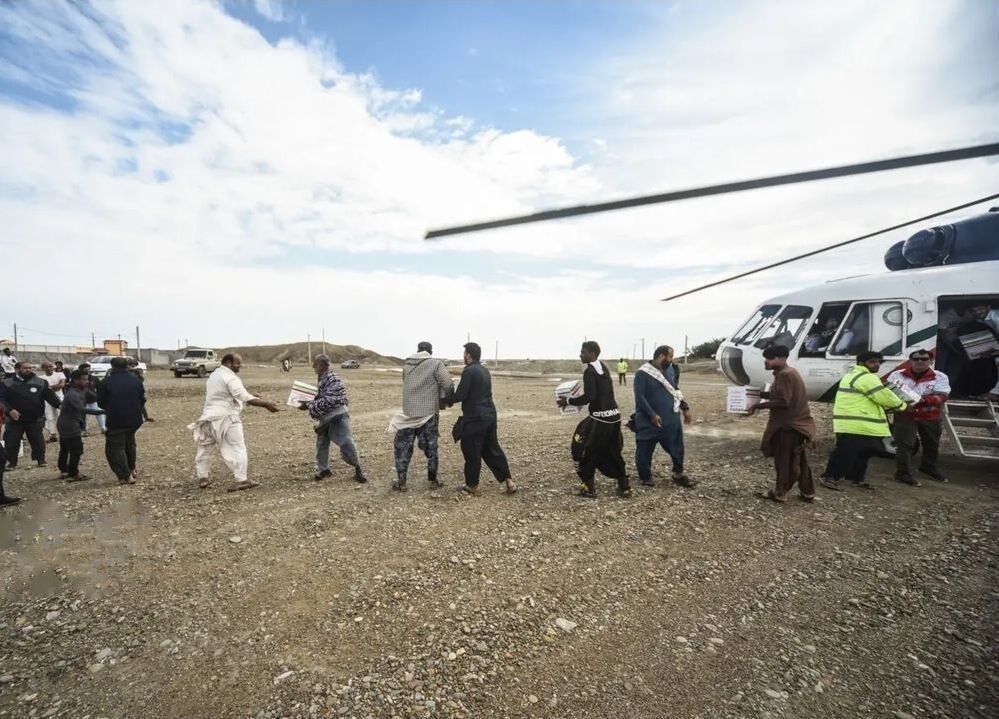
left=1, top=367, right=995, bottom=719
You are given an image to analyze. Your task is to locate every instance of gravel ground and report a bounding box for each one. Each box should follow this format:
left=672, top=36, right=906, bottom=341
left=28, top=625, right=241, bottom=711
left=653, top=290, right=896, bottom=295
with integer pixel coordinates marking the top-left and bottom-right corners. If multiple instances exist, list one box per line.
left=1, top=366, right=996, bottom=719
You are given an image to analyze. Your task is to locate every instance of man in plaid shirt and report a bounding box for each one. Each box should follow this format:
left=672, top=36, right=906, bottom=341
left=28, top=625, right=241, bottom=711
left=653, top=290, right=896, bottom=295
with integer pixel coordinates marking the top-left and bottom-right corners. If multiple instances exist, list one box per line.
left=299, top=354, right=367, bottom=483
left=389, top=341, right=454, bottom=491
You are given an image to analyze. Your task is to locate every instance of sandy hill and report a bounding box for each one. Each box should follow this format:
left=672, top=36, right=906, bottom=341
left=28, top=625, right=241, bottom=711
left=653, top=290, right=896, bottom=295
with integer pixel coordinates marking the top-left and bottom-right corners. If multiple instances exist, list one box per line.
left=220, top=342, right=401, bottom=366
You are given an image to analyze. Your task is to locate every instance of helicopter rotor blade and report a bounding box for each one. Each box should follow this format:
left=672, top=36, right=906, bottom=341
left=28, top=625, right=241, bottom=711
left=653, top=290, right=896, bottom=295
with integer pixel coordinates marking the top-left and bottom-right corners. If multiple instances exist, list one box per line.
left=659, top=192, right=999, bottom=303
left=424, top=142, right=999, bottom=240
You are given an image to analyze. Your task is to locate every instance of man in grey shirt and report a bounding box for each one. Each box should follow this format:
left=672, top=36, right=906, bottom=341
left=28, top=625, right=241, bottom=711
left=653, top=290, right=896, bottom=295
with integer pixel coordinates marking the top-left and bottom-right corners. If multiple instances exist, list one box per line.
left=389, top=341, right=454, bottom=491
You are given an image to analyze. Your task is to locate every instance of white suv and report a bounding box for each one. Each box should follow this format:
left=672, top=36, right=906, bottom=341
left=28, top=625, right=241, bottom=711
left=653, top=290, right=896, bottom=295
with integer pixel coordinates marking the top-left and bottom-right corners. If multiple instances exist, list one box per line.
left=85, top=355, right=147, bottom=380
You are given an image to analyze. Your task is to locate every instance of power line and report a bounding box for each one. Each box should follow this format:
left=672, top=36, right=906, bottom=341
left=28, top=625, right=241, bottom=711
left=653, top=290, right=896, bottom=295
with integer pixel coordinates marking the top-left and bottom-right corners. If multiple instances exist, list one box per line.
left=425, top=142, right=999, bottom=239
left=659, top=192, right=999, bottom=303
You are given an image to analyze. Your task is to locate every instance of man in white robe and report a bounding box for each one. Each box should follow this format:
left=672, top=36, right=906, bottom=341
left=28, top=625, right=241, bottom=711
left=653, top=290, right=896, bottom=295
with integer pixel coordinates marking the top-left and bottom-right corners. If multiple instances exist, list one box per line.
left=188, top=353, right=279, bottom=491
left=40, top=361, right=66, bottom=442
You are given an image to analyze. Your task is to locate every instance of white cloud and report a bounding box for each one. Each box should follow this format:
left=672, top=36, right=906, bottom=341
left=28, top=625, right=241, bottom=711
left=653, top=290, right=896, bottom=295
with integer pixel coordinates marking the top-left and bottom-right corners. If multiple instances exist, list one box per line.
left=252, top=0, right=286, bottom=23
left=0, top=0, right=996, bottom=357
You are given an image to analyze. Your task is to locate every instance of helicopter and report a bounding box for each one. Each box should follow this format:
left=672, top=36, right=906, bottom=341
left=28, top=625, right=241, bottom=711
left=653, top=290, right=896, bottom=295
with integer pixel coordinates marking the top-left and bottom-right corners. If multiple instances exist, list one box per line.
left=425, top=143, right=999, bottom=458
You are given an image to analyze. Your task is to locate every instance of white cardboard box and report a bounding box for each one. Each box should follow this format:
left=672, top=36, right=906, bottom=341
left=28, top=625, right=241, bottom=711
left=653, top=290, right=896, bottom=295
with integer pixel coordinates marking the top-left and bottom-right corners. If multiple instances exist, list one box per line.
left=726, top=386, right=761, bottom=414
left=287, top=380, right=317, bottom=407
left=555, top=380, right=583, bottom=415
left=959, top=330, right=999, bottom=361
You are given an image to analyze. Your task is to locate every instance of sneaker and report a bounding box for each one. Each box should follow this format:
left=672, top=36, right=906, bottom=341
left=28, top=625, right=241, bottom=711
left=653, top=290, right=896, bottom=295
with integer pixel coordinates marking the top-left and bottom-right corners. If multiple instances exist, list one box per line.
left=818, top=476, right=843, bottom=491
left=849, top=479, right=875, bottom=490
left=428, top=478, right=443, bottom=489
left=895, top=474, right=921, bottom=486
left=639, top=477, right=656, bottom=487
left=313, top=469, right=333, bottom=482
left=354, top=468, right=368, bottom=484
left=0, top=495, right=21, bottom=506
left=37, top=461, right=47, bottom=468
left=118, top=477, right=137, bottom=486
left=460, top=484, right=480, bottom=496
left=672, top=473, right=699, bottom=488
left=918, top=467, right=948, bottom=482
left=616, top=487, right=633, bottom=498
left=391, top=480, right=408, bottom=492
left=577, top=484, right=597, bottom=499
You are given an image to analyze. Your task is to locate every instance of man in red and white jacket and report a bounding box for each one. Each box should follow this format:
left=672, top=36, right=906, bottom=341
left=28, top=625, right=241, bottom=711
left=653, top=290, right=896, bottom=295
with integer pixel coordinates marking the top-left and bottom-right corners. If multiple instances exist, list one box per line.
left=885, top=349, right=951, bottom=485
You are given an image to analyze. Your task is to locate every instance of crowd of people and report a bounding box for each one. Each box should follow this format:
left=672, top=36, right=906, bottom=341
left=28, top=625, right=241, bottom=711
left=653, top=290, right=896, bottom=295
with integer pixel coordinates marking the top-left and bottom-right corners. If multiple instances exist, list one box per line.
left=0, top=336, right=969, bottom=507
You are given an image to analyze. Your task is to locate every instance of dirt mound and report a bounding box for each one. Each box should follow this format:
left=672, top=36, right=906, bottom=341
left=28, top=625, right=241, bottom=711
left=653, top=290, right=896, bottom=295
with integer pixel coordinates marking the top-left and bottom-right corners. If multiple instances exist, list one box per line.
left=220, top=341, right=402, bottom=366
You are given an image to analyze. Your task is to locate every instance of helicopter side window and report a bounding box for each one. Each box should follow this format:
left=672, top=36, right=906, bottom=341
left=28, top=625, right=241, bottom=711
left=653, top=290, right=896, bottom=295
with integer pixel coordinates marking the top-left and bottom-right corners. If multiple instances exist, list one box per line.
left=828, top=301, right=906, bottom=357
left=752, top=305, right=813, bottom=349
left=799, top=303, right=850, bottom=358
left=732, top=304, right=781, bottom=345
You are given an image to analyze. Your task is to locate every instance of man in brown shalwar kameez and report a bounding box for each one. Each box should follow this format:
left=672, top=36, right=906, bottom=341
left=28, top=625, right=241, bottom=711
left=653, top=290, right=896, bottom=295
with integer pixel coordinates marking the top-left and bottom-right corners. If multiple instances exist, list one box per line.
left=746, top=345, right=817, bottom=503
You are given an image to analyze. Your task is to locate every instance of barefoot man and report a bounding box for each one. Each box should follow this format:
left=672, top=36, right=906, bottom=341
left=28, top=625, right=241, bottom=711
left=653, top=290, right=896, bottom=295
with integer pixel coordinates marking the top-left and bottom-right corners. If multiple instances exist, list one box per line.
left=189, top=353, right=279, bottom=491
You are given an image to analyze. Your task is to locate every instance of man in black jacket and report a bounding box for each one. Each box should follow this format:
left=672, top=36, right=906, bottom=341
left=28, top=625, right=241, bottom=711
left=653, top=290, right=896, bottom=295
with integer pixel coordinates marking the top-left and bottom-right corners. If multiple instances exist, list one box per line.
left=0, top=361, right=61, bottom=470
left=449, top=342, right=517, bottom=495
left=97, top=357, right=145, bottom=485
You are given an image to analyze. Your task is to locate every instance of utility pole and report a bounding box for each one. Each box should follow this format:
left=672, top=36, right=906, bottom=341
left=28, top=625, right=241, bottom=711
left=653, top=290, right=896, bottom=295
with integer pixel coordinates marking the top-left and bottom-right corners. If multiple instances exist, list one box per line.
left=632, top=343, right=636, bottom=360
left=185, top=337, right=189, bottom=348
left=136, top=325, right=141, bottom=360
left=494, top=339, right=498, bottom=367
left=322, top=327, right=326, bottom=356
left=641, top=338, right=645, bottom=359
left=307, top=334, right=311, bottom=362
left=91, top=331, right=96, bottom=349
left=12, top=323, right=17, bottom=353
left=684, top=335, right=689, bottom=365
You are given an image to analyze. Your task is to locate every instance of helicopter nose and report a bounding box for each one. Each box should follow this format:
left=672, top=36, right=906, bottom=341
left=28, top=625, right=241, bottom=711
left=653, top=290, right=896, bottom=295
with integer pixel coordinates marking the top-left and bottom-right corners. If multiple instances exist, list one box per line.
left=719, top=345, right=751, bottom=385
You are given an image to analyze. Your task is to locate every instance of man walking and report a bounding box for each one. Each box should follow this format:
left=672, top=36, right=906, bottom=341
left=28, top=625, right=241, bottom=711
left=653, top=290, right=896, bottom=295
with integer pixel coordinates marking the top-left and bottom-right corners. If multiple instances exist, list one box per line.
left=389, top=341, right=454, bottom=491
left=746, top=345, right=816, bottom=502
left=98, top=356, right=146, bottom=485
left=632, top=345, right=698, bottom=488
left=78, top=363, right=107, bottom=435
left=190, top=353, right=279, bottom=491
left=819, top=351, right=908, bottom=491
left=617, top=358, right=629, bottom=386
left=450, top=342, right=517, bottom=495
left=40, top=361, right=66, bottom=442
left=886, top=350, right=951, bottom=485
left=0, top=409, right=21, bottom=505
left=1, top=347, right=17, bottom=380
left=299, top=354, right=367, bottom=483
left=0, top=361, right=61, bottom=470
left=57, top=370, right=106, bottom=482
left=557, top=341, right=631, bottom=498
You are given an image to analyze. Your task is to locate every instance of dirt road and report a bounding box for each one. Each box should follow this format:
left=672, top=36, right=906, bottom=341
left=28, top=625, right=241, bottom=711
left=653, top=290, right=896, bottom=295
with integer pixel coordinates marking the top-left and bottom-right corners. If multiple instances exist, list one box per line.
left=1, top=366, right=995, bottom=719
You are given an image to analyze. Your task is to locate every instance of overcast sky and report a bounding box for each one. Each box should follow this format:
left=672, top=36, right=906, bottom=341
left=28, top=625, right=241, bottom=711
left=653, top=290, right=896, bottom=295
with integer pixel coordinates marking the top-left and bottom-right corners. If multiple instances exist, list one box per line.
left=2, top=0, right=997, bottom=358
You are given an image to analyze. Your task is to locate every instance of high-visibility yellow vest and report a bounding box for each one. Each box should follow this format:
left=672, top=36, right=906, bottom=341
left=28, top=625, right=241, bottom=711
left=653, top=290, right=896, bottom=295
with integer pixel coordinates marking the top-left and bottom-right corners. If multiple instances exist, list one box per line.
left=617, top=361, right=629, bottom=374
left=832, top=364, right=906, bottom=437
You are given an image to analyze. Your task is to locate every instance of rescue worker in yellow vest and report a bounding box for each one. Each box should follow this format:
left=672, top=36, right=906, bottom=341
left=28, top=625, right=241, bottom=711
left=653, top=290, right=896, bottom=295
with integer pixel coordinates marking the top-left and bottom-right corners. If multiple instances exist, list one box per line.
left=617, top=358, right=629, bottom=386
left=818, top=351, right=908, bottom=491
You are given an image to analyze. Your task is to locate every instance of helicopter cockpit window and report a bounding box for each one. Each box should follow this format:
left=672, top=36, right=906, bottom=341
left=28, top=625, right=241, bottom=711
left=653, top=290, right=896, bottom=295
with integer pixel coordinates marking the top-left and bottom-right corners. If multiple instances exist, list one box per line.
left=732, top=304, right=780, bottom=345
left=799, top=302, right=850, bottom=357
left=752, top=305, right=813, bottom=349
left=828, top=301, right=906, bottom=357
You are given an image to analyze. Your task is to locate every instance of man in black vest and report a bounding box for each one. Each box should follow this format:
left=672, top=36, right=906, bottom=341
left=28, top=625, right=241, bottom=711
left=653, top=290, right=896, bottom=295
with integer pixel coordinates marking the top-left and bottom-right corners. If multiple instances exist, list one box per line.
left=0, top=361, right=61, bottom=470
left=98, top=356, right=146, bottom=485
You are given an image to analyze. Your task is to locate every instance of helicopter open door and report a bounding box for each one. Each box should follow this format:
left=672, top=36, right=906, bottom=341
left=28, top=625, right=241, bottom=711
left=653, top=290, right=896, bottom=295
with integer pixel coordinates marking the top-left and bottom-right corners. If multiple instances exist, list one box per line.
left=825, top=299, right=909, bottom=359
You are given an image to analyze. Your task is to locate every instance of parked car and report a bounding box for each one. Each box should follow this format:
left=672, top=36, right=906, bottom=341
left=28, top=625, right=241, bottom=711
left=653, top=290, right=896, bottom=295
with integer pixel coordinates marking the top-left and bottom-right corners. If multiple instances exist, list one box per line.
left=86, top=355, right=147, bottom=380
left=340, top=359, right=361, bottom=369
left=172, top=348, right=221, bottom=378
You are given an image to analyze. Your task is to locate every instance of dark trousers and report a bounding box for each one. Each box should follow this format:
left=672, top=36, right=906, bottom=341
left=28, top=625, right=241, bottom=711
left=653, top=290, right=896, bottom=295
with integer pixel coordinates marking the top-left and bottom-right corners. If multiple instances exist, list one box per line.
left=635, top=424, right=685, bottom=480
left=105, top=428, right=137, bottom=481
left=822, top=432, right=884, bottom=482
left=574, top=417, right=629, bottom=490
left=459, top=417, right=511, bottom=488
left=0, top=442, right=7, bottom=496
left=58, top=436, right=84, bottom=477
left=393, top=414, right=439, bottom=480
left=892, top=414, right=941, bottom=477
left=3, top=419, right=46, bottom=467
left=770, top=428, right=815, bottom=497
left=618, top=373, right=627, bottom=386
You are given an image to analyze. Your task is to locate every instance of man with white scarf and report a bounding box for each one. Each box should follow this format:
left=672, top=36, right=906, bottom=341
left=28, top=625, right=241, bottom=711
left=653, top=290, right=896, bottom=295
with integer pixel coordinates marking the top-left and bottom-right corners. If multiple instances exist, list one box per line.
left=189, top=353, right=279, bottom=492
left=632, top=345, right=698, bottom=488
left=388, top=341, right=454, bottom=491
